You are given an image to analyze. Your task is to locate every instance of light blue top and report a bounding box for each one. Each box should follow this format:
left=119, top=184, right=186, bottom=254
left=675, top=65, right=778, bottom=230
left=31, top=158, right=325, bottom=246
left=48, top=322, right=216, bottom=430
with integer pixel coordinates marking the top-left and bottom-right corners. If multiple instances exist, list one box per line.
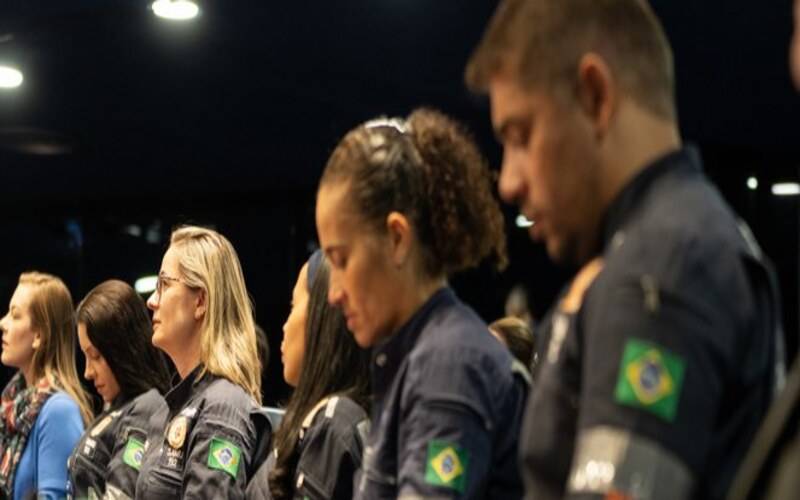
left=13, top=392, right=84, bottom=500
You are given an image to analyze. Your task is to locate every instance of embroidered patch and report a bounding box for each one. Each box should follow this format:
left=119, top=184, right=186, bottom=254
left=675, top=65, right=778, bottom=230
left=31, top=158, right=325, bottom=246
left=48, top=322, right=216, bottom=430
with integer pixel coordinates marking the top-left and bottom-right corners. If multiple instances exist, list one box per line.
left=614, top=339, right=686, bottom=422
left=207, top=437, right=242, bottom=478
left=424, top=441, right=469, bottom=493
left=123, top=437, right=146, bottom=471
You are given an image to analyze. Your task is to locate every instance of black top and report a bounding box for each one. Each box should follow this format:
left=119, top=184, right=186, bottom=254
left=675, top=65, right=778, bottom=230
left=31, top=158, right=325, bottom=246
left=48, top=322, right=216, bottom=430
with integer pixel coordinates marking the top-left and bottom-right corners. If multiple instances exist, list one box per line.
left=354, top=287, right=528, bottom=499
left=67, top=388, right=165, bottom=499
left=519, top=147, right=783, bottom=500
left=134, top=367, right=260, bottom=500
left=245, top=395, right=369, bottom=499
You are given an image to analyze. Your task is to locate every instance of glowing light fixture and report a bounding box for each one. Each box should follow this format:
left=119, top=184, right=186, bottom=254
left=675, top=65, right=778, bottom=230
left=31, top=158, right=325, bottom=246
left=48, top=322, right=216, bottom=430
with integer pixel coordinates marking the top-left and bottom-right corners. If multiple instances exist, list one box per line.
left=515, top=214, right=534, bottom=228
left=135, top=275, right=158, bottom=294
left=0, top=66, right=23, bottom=89
left=771, top=183, right=800, bottom=196
left=152, top=0, right=199, bottom=21
left=746, top=177, right=758, bottom=191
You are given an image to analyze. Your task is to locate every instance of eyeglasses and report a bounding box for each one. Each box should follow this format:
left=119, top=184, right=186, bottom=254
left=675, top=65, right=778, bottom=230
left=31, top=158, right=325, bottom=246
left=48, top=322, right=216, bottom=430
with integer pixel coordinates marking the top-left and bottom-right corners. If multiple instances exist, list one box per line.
left=153, top=272, right=185, bottom=304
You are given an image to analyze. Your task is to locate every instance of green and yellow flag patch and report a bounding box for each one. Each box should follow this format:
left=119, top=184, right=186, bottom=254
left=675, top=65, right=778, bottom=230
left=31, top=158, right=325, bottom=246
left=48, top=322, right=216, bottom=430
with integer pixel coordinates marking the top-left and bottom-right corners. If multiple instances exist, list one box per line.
left=122, top=437, right=145, bottom=471
left=207, top=437, right=242, bottom=478
left=425, top=440, right=469, bottom=493
left=614, top=338, right=686, bottom=422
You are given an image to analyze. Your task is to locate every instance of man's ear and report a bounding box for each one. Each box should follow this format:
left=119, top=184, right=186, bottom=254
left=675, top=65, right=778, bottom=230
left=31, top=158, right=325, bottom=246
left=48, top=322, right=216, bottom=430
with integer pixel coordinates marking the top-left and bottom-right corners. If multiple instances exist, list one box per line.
left=575, top=52, right=616, bottom=140
left=386, top=211, right=413, bottom=267
left=194, top=288, right=207, bottom=321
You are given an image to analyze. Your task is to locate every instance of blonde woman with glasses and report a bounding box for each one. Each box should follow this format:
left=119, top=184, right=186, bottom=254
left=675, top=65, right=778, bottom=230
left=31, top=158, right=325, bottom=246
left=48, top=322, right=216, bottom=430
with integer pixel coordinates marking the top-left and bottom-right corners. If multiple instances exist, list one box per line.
left=135, top=226, right=264, bottom=499
left=0, top=272, right=92, bottom=500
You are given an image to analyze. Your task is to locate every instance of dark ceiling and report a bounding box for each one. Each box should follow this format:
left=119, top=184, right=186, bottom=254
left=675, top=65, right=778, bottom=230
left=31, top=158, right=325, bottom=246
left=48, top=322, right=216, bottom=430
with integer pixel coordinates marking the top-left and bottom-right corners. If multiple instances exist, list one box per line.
left=0, top=0, right=797, bottom=403
left=0, top=0, right=797, bottom=198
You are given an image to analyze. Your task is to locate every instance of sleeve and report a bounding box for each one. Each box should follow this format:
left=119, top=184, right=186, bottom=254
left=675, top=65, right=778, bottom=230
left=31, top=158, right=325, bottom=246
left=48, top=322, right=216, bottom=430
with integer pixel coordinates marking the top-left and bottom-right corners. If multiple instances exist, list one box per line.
left=294, top=399, right=366, bottom=499
left=396, top=348, right=498, bottom=499
left=36, top=394, right=85, bottom=499
left=180, top=401, right=255, bottom=500
left=565, top=235, right=753, bottom=499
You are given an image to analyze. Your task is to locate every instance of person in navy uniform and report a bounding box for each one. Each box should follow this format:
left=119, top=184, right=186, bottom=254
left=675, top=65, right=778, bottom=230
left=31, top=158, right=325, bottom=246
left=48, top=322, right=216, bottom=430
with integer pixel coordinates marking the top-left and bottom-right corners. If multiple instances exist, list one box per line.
left=315, top=108, right=528, bottom=499
left=135, top=226, right=265, bottom=499
left=246, top=250, right=371, bottom=499
left=68, top=279, right=171, bottom=499
left=466, top=1, right=784, bottom=499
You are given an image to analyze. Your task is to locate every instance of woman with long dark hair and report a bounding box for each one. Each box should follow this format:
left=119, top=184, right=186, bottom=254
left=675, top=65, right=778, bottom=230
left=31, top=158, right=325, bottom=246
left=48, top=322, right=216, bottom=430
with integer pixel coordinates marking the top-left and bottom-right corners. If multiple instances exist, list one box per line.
left=315, top=109, right=528, bottom=498
left=68, top=279, right=171, bottom=498
left=246, top=250, right=370, bottom=499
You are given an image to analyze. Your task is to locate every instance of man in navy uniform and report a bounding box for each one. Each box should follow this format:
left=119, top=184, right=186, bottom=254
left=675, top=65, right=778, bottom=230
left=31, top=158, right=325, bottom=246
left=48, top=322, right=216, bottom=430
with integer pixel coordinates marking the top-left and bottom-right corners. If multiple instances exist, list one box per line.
left=466, top=1, right=784, bottom=499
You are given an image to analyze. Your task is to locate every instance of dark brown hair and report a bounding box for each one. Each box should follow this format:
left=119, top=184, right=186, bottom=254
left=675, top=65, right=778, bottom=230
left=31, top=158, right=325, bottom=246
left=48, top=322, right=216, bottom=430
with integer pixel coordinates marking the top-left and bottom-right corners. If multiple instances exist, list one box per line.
left=320, top=108, right=507, bottom=278
left=77, top=279, right=171, bottom=399
left=490, top=316, right=535, bottom=369
left=466, top=0, right=676, bottom=120
left=268, top=255, right=371, bottom=499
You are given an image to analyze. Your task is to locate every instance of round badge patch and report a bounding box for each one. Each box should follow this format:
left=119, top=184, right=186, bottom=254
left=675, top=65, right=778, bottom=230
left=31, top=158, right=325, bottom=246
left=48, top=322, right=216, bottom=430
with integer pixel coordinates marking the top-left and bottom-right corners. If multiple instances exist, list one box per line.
left=167, top=416, right=188, bottom=449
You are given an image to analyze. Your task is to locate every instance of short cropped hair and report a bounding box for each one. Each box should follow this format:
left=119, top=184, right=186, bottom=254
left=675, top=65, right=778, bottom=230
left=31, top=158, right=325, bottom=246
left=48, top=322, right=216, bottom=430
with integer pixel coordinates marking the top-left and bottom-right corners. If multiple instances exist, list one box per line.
left=466, top=0, right=676, bottom=120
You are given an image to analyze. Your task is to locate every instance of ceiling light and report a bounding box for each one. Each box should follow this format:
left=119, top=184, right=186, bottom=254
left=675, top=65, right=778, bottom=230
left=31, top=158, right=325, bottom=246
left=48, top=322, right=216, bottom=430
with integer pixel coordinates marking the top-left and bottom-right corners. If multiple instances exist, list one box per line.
left=771, top=183, right=800, bottom=196
left=0, top=66, right=23, bottom=89
left=746, top=177, right=758, bottom=190
left=135, top=275, right=158, bottom=294
left=152, top=0, right=199, bottom=21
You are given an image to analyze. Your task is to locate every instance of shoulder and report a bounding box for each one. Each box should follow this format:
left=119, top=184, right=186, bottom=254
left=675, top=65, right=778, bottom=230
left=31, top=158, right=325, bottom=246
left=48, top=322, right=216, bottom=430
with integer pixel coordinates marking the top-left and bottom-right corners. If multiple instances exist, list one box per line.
left=600, top=175, right=750, bottom=299
left=307, top=396, right=368, bottom=438
left=39, top=392, right=82, bottom=423
left=410, top=295, right=513, bottom=381
left=128, top=388, right=166, bottom=417
left=34, top=392, right=83, bottom=447
left=192, top=376, right=257, bottom=438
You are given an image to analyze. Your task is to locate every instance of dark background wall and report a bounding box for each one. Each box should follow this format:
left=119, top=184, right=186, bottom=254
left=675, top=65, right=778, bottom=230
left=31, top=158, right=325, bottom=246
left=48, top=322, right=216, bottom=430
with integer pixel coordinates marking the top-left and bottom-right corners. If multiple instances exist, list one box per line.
left=0, top=0, right=797, bottom=406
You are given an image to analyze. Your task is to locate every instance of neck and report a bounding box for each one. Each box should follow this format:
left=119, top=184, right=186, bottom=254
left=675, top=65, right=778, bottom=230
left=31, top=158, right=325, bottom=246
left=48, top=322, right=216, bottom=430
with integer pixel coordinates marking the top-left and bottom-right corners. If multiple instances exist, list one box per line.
left=390, top=275, right=447, bottom=337
left=21, top=363, right=37, bottom=388
left=170, top=333, right=202, bottom=380
left=599, top=103, right=681, bottom=211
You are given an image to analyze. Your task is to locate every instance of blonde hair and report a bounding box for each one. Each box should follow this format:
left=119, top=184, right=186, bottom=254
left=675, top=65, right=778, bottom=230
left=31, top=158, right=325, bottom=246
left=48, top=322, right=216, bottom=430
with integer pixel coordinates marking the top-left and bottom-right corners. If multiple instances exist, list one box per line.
left=169, top=226, right=262, bottom=404
left=20, top=272, right=93, bottom=424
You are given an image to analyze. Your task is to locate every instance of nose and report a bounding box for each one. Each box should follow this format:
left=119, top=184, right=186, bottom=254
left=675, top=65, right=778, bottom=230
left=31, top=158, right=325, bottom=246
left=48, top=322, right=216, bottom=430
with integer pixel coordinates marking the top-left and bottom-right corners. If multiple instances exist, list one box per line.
left=146, top=290, right=159, bottom=311
left=328, top=281, right=344, bottom=306
left=497, top=150, right=525, bottom=205
left=84, top=362, right=94, bottom=381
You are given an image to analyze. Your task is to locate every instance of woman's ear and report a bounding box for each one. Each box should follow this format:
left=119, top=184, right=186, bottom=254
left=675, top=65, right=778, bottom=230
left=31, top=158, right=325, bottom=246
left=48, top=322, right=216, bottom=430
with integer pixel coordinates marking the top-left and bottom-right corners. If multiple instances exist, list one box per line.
left=32, top=331, right=41, bottom=350
left=194, top=288, right=207, bottom=321
left=386, top=212, right=413, bottom=267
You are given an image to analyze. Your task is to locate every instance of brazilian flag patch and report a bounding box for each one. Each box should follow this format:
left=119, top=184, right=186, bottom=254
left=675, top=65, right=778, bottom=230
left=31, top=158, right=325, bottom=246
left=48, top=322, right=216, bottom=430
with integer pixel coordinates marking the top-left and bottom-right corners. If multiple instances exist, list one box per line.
left=424, top=440, right=469, bottom=493
left=122, top=437, right=145, bottom=471
left=207, top=437, right=242, bottom=479
left=614, top=338, right=686, bottom=422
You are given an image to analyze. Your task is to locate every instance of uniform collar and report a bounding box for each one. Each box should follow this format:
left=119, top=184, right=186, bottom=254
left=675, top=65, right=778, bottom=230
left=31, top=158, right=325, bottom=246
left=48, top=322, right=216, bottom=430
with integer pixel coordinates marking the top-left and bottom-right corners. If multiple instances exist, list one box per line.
left=164, top=365, right=214, bottom=414
left=601, top=145, right=702, bottom=250
left=371, top=286, right=454, bottom=396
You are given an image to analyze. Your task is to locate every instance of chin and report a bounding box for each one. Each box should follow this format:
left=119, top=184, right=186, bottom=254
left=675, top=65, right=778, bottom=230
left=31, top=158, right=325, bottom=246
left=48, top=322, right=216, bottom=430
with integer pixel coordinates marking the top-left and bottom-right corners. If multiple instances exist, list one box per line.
left=353, top=329, right=376, bottom=349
